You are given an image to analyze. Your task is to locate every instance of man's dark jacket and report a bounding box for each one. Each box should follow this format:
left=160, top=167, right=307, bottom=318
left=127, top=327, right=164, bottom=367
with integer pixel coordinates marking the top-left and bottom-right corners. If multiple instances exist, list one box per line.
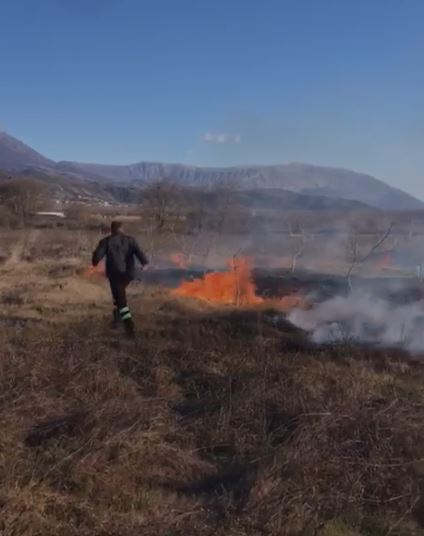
left=92, top=233, right=148, bottom=279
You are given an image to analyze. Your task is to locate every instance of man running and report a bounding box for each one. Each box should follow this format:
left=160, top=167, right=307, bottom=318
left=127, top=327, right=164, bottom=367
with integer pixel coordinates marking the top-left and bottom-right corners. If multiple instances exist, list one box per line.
left=92, top=221, right=148, bottom=336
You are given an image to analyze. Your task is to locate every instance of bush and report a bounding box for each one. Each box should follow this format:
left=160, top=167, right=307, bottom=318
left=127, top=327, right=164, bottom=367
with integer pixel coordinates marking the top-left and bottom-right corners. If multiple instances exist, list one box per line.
left=0, top=177, right=48, bottom=225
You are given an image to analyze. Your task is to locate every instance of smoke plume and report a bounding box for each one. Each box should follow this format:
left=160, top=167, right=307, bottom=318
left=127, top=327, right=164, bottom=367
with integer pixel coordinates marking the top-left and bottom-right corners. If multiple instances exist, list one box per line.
left=288, top=290, right=424, bottom=354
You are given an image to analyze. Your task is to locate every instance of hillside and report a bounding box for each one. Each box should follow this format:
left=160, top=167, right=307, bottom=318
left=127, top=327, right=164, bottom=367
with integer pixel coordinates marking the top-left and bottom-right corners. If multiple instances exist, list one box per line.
left=56, top=160, right=422, bottom=210
left=0, top=131, right=422, bottom=210
left=235, top=187, right=368, bottom=211
left=0, top=131, right=53, bottom=171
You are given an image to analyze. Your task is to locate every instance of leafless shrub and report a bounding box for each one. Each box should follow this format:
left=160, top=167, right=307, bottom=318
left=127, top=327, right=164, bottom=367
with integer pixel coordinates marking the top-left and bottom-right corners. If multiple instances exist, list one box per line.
left=0, top=178, right=48, bottom=226
left=140, top=178, right=184, bottom=232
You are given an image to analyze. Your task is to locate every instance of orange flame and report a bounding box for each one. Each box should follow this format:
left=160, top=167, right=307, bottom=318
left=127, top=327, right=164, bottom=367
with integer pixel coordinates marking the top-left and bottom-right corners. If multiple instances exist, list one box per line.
left=86, top=262, right=105, bottom=278
left=170, top=252, right=189, bottom=269
left=173, top=257, right=263, bottom=306
left=377, top=252, right=393, bottom=269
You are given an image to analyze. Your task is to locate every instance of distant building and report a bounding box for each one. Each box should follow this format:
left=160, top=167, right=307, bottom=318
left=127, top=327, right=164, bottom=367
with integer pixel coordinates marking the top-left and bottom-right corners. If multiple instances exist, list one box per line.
left=35, top=211, right=65, bottom=218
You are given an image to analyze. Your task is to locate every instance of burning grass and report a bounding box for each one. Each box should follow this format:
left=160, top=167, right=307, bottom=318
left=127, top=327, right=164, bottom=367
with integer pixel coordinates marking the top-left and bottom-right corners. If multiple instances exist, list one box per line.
left=1, top=259, right=424, bottom=534
left=173, top=257, right=263, bottom=306
left=173, top=257, right=310, bottom=312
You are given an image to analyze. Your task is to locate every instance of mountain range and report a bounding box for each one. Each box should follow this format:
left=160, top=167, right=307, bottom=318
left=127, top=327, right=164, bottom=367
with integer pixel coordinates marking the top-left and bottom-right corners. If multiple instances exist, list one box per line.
left=0, top=131, right=422, bottom=210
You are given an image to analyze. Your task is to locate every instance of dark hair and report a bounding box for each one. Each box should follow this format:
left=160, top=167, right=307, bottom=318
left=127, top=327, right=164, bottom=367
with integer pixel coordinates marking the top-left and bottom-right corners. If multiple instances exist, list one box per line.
left=111, top=220, right=123, bottom=234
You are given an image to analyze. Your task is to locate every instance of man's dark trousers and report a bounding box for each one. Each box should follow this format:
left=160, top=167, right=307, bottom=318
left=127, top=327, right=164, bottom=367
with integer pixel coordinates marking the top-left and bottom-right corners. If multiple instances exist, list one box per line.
left=108, top=273, right=134, bottom=334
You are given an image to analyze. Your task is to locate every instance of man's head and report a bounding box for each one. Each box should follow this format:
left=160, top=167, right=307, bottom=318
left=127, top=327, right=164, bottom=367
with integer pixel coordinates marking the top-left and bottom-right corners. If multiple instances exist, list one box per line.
left=111, top=220, right=124, bottom=235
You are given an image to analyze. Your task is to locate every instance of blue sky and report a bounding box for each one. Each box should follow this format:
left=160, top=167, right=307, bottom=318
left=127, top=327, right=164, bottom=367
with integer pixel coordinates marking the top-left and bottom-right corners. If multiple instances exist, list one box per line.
left=0, top=0, right=423, bottom=197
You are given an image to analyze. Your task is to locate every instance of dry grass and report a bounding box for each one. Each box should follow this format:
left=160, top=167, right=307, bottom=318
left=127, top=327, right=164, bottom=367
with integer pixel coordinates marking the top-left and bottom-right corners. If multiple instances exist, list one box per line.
left=1, top=251, right=424, bottom=535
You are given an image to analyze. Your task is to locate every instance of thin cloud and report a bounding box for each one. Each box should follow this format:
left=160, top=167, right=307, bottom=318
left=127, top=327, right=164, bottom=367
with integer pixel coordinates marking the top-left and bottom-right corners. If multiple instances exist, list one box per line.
left=202, top=132, right=241, bottom=144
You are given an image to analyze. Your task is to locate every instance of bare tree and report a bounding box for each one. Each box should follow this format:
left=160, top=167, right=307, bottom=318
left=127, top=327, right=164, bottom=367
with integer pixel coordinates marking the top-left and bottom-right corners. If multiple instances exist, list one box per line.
left=345, top=221, right=394, bottom=287
left=171, top=225, right=207, bottom=268
left=285, top=219, right=311, bottom=273
left=140, top=178, right=183, bottom=232
left=288, top=235, right=306, bottom=273
left=194, top=178, right=240, bottom=264
left=0, top=178, right=47, bottom=225
left=407, top=217, right=416, bottom=239
left=140, top=178, right=192, bottom=267
left=140, top=177, right=242, bottom=268
left=209, top=177, right=239, bottom=235
left=185, top=194, right=208, bottom=234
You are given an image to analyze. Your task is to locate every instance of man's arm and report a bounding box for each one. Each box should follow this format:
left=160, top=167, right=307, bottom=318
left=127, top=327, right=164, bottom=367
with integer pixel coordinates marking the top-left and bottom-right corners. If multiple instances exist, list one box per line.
left=131, top=237, right=149, bottom=267
left=92, top=238, right=107, bottom=266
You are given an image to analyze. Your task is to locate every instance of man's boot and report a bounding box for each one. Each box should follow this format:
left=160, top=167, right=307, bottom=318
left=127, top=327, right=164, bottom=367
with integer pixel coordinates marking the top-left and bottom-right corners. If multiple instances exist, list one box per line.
left=120, top=307, right=135, bottom=338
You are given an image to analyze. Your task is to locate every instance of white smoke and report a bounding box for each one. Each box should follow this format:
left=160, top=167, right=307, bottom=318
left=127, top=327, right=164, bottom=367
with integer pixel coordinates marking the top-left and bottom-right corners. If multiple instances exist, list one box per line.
left=288, top=290, right=424, bottom=354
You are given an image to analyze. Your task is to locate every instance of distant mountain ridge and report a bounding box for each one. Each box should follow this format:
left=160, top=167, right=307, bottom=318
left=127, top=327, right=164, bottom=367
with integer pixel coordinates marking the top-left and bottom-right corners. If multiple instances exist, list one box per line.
left=0, top=131, right=422, bottom=210
left=56, top=160, right=423, bottom=210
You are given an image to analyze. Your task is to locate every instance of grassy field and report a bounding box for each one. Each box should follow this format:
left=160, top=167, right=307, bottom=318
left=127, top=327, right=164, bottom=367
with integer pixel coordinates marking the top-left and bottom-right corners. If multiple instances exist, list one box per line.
left=1, top=243, right=424, bottom=535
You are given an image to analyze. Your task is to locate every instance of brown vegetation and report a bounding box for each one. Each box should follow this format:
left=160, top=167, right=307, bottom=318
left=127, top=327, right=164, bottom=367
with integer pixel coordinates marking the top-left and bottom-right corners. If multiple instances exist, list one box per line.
left=0, top=178, right=49, bottom=225
left=0, top=236, right=424, bottom=535
left=140, top=179, right=186, bottom=232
